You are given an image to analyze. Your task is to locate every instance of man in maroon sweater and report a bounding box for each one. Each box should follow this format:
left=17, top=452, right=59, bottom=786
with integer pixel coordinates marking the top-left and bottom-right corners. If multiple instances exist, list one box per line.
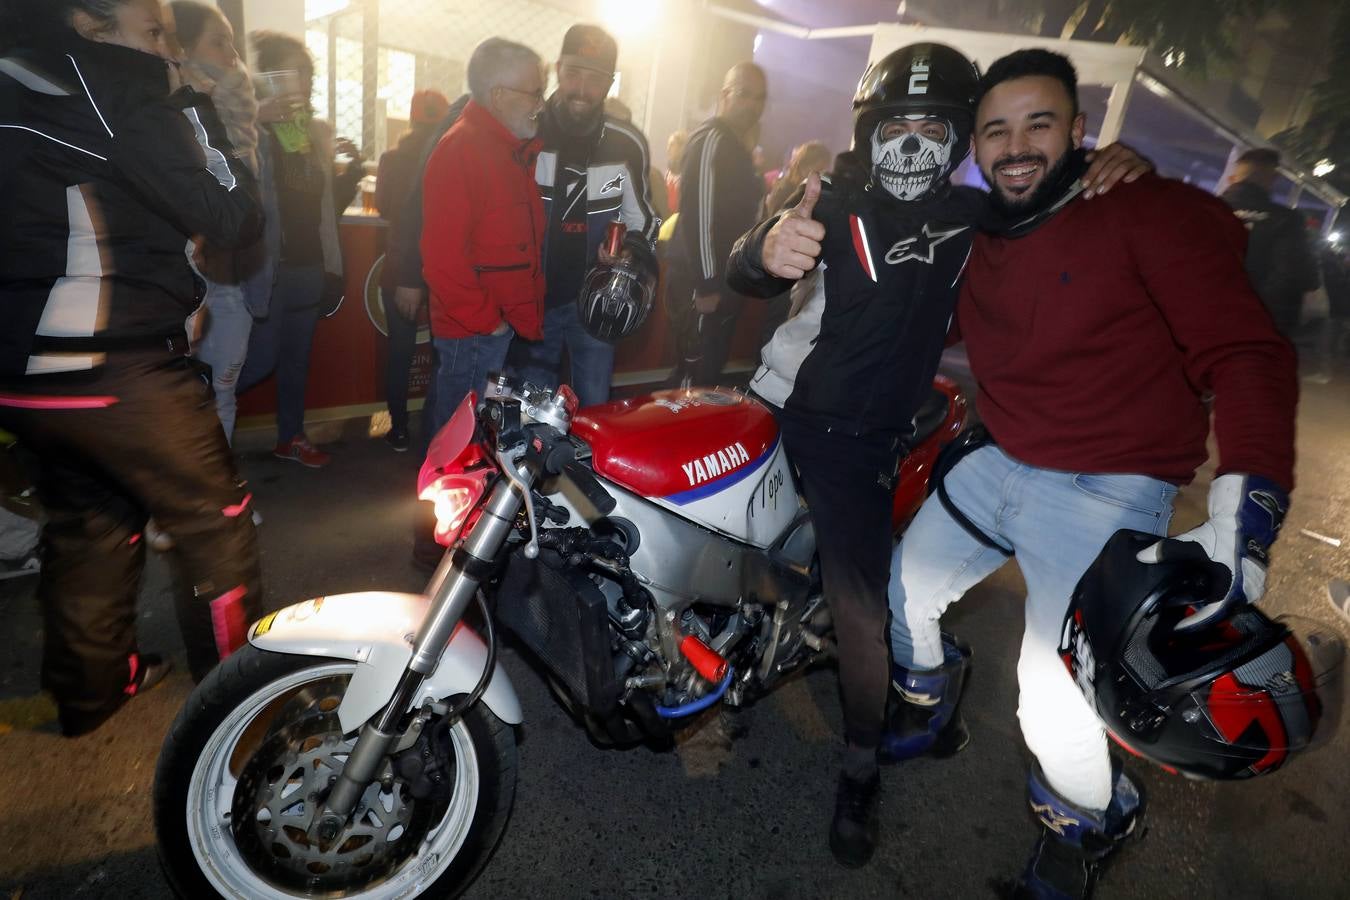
left=886, top=50, right=1296, bottom=899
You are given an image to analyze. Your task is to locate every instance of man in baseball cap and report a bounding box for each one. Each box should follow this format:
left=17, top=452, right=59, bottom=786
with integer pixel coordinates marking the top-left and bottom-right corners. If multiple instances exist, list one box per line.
left=512, top=23, right=660, bottom=406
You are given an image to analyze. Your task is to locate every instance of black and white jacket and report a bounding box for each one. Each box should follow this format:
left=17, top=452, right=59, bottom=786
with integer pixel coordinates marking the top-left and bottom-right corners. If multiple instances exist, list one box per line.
left=673, top=116, right=763, bottom=297
left=535, top=100, right=660, bottom=269
left=729, top=177, right=984, bottom=439
left=0, top=38, right=260, bottom=377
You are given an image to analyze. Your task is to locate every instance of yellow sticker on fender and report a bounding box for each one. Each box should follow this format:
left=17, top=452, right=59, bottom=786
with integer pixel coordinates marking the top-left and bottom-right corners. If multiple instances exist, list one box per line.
left=252, top=611, right=279, bottom=638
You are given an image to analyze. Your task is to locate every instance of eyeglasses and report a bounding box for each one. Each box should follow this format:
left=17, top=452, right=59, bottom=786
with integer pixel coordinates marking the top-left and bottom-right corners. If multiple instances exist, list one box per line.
left=499, top=85, right=546, bottom=103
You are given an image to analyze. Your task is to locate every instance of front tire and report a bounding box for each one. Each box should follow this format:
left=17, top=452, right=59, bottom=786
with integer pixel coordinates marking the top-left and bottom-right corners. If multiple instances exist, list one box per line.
left=154, top=644, right=515, bottom=899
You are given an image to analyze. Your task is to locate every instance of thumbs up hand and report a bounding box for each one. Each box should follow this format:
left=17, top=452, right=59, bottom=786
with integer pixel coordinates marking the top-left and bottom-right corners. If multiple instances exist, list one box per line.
left=762, top=172, right=826, bottom=280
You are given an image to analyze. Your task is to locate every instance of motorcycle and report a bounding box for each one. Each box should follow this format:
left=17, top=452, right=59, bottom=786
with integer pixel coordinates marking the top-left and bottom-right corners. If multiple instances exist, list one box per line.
left=153, top=373, right=967, bottom=898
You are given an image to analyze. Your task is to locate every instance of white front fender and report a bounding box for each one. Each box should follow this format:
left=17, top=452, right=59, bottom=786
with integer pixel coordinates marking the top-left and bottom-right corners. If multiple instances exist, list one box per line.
left=247, top=592, right=523, bottom=732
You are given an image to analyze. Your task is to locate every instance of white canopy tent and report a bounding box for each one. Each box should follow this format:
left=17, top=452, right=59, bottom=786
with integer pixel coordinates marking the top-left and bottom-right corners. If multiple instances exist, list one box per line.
left=861, top=23, right=1348, bottom=229
left=865, top=23, right=1146, bottom=148
left=710, top=11, right=1346, bottom=229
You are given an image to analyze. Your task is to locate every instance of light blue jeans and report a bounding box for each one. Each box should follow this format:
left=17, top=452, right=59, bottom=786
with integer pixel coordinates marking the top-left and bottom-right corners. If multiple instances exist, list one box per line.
left=195, top=281, right=254, bottom=443
left=430, top=328, right=514, bottom=437
left=516, top=303, right=616, bottom=408
left=889, top=445, right=1177, bottom=810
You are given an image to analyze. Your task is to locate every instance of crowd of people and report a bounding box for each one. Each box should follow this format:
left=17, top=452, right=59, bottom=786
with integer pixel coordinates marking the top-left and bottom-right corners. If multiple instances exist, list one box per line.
left=0, top=2, right=1340, bottom=898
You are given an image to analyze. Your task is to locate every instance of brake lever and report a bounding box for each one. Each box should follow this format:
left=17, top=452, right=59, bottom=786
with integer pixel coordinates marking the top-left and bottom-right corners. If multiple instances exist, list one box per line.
left=494, top=446, right=540, bottom=560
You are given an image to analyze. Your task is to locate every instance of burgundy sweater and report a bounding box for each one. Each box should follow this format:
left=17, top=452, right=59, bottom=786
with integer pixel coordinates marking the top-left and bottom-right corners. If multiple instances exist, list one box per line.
left=959, top=174, right=1297, bottom=490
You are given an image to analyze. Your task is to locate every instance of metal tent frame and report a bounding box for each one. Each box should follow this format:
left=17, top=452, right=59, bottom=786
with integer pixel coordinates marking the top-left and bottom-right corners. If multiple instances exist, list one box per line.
left=708, top=11, right=1346, bottom=228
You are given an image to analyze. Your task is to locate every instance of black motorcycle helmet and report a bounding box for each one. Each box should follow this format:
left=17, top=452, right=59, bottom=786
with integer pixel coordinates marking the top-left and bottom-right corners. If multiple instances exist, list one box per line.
left=1061, top=529, right=1343, bottom=780
left=852, top=43, right=980, bottom=197
left=577, top=239, right=657, bottom=343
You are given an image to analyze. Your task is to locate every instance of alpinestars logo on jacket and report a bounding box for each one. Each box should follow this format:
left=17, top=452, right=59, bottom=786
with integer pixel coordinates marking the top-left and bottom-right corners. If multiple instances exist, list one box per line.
left=735, top=177, right=985, bottom=438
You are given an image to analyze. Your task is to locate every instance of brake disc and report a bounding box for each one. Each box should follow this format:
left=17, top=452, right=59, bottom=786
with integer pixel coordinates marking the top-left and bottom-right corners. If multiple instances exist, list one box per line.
left=230, top=707, right=441, bottom=893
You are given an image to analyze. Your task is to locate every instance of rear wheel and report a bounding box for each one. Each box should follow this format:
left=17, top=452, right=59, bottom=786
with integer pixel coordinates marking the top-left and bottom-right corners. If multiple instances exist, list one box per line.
left=154, top=644, right=515, bottom=898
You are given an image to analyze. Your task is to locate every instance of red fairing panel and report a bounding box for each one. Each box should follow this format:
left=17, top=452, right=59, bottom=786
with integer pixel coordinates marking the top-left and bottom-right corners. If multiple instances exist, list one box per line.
left=890, top=375, right=967, bottom=534
left=573, top=388, right=780, bottom=500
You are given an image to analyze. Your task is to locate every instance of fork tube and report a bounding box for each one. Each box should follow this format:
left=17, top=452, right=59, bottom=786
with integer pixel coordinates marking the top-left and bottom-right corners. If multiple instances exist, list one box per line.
left=407, top=479, right=523, bottom=674
left=322, top=480, right=525, bottom=821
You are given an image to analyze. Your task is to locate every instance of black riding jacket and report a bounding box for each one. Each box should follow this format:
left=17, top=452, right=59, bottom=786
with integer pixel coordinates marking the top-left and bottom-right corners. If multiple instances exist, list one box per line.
left=1220, top=180, right=1319, bottom=330
left=0, top=38, right=260, bottom=377
left=675, top=117, right=763, bottom=297
left=728, top=176, right=984, bottom=439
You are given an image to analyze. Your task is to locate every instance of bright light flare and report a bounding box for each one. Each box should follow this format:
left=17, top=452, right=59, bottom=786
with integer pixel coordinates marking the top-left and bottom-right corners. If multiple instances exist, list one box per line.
left=1314, top=159, right=1336, bottom=177
left=305, top=0, right=350, bottom=20
left=598, top=0, right=663, bottom=38
left=1328, top=231, right=1344, bottom=244
left=419, top=474, right=487, bottom=546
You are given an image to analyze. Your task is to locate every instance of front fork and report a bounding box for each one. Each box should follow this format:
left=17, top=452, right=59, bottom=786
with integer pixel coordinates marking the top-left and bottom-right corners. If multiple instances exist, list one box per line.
left=312, top=471, right=526, bottom=839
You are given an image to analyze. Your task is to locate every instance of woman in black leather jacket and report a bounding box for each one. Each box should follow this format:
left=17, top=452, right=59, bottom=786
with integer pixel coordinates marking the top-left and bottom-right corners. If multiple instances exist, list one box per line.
left=0, top=0, right=264, bottom=736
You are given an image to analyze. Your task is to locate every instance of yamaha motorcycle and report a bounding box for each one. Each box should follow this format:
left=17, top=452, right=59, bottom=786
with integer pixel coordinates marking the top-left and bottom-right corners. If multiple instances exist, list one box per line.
left=153, top=373, right=967, bottom=898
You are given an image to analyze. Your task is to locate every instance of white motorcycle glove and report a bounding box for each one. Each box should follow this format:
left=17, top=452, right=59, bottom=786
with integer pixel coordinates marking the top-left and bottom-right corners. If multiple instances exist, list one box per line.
left=1136, top=472, right=1288, bottom=632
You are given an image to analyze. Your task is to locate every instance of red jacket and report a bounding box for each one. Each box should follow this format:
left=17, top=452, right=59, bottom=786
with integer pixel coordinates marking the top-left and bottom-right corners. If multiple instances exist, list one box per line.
left=960, top=174, right=1297, bottom=490
left=420, top=100, right=545, bottom=340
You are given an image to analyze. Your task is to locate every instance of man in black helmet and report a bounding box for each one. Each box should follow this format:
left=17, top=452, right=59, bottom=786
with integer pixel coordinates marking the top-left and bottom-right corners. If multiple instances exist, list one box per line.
left=728, top=43, right=1148, bottom=868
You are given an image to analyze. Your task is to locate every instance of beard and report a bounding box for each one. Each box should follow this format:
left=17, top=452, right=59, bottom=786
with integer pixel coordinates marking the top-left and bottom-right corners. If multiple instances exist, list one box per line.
left=554, top=90, right=603, bottom=135
left=505, top=107, right=539, bottom=140
left=982, top=144, right=1073, bottom=216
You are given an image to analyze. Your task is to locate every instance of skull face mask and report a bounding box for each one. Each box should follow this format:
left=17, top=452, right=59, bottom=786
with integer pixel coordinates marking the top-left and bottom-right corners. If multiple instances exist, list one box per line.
left=871, top=115, right=957, bottom=202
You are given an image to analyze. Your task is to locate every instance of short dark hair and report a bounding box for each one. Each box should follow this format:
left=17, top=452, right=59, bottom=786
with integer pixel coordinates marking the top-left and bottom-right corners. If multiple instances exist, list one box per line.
left=250, top=30, right=312, bottom=78
left=977, top=48, right=1079, bottom=117
left=1236, top=147, right=1280, bottom=169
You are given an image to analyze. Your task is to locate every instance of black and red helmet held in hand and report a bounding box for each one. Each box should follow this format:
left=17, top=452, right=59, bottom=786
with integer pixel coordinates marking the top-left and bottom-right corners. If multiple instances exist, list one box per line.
left=1060, top=529, right=1344, bottom=780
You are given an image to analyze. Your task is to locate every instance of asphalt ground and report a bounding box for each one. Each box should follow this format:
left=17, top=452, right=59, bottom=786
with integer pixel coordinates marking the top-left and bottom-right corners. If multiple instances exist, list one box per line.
left=2, top=360, right=1348, bottom=900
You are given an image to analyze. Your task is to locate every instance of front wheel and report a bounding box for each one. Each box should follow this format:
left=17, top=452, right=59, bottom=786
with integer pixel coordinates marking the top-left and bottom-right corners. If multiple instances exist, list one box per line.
left=154, top=645, right=516, bottom=899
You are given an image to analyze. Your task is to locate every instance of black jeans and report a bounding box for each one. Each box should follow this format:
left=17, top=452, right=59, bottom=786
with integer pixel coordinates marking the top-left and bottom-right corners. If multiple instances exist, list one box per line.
left=774, top=405, right=901, bottom=752
left=0, top=349, right=262, bottom=724
left=666, top=264, right=746, bottom=387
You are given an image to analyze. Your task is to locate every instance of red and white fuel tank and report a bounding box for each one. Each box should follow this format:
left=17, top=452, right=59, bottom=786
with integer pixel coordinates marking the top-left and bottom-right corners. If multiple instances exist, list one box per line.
left=572, top=388, right=800, bottom=547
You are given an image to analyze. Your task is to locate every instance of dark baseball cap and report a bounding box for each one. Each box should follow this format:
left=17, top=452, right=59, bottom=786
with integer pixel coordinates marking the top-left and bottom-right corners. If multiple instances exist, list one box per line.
left=559, top=24, right=617, bottom=75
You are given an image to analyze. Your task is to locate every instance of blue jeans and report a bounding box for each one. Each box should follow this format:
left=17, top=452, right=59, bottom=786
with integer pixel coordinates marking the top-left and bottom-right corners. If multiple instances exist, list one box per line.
left=430, top=329, right=514, bottom=437
left=195, top=280, right=254, bottom=443
left=889, top=445, right=1177, bottom=810
left=516, top=304, right=615, bottom=408
left=238, top=264, right=324, bottom=444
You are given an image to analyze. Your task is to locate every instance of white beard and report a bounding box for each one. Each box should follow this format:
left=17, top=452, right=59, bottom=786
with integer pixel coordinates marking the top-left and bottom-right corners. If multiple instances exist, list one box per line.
left=871, top=119, right=955, bottom=201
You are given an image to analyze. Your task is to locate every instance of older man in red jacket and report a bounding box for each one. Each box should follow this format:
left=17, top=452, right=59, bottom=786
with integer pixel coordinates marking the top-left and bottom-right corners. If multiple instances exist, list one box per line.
left=421, top=37, right=547, bottom=434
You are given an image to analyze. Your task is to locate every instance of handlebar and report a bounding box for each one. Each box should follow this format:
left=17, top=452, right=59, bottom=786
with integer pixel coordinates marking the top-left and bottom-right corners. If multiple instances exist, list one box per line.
left=562, top=458, right=617, bottom=517
left=480, top=372, right=616, bottom=543
left=482, top=372, right=578, bottom=433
